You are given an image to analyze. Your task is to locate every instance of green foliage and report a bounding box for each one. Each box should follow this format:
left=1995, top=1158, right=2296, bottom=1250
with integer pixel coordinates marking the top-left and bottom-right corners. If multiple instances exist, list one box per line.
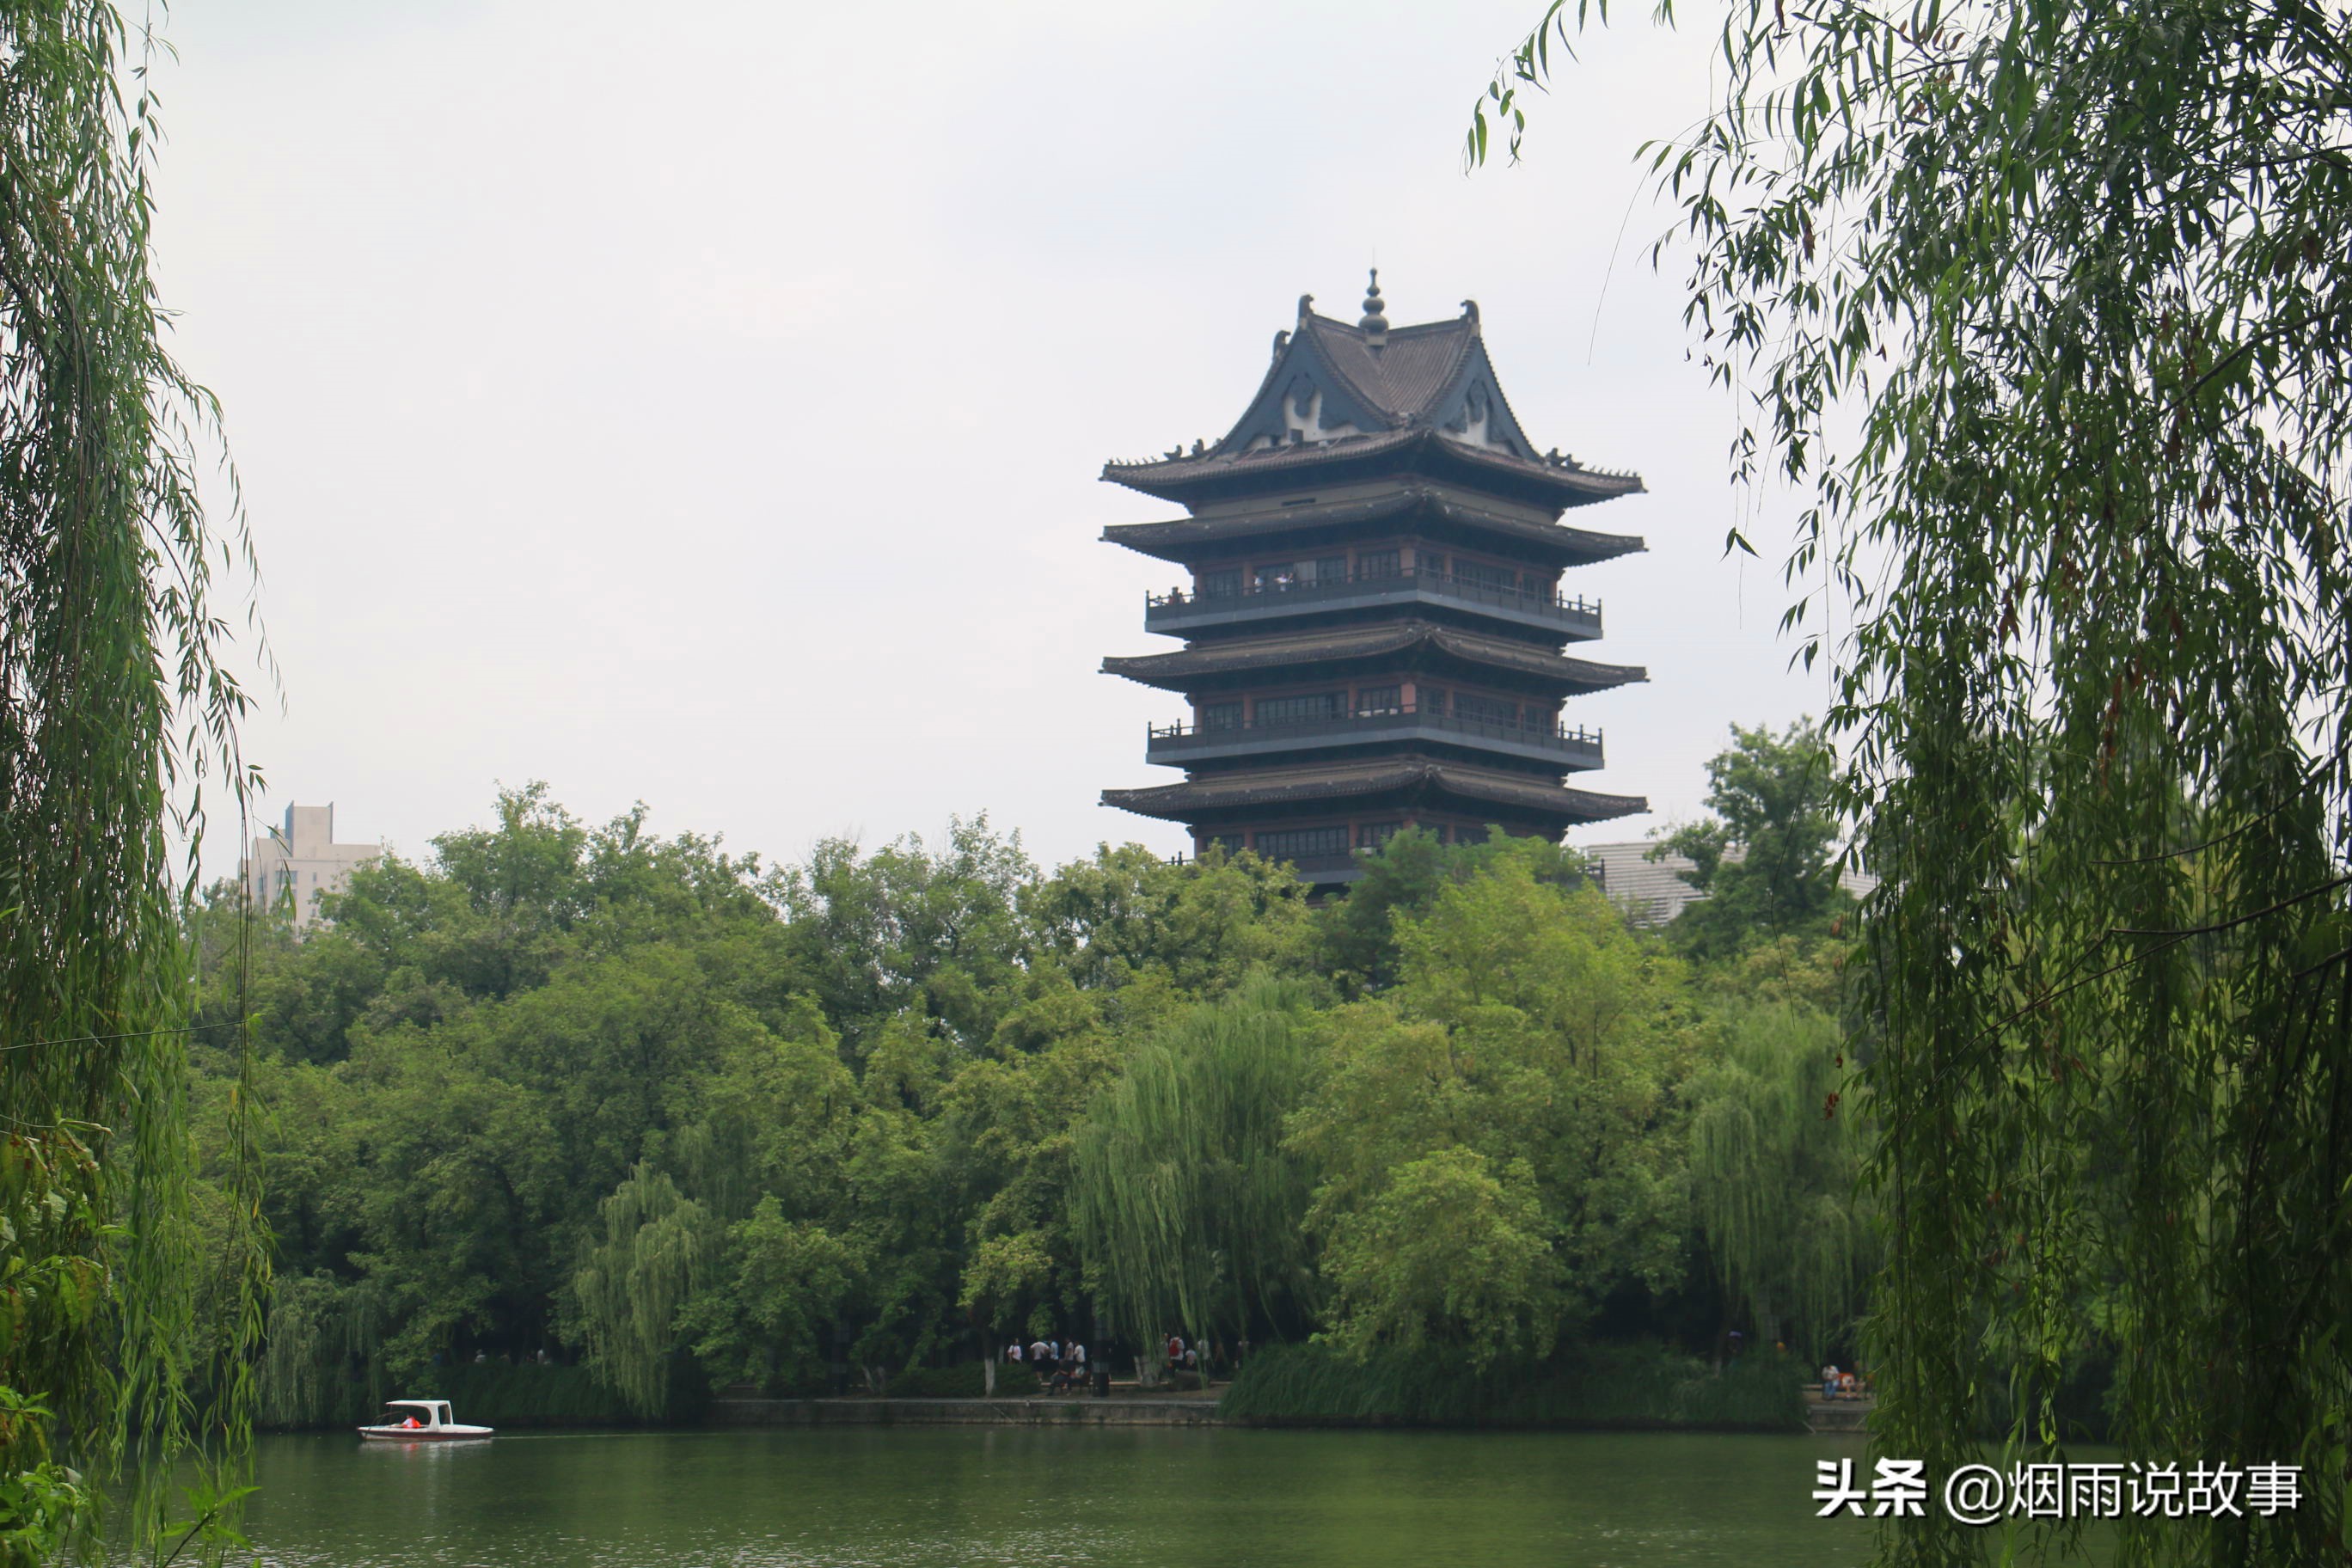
left=1313, top=1147, right=1559, bottom=1371
left=885, top=1363, right=1038, bottom=1400
left=681, top=1198, right=853, bottom=1395
left=0, top=1, right=266, bottom=1556
left=211, top=776, right=1882, bottom=1439
left=1315, top=826, right=1595, bottom=991
left=1294, top=843, right=1697, bottom=1363
left=1651, top=720, right=1853, bottom=963
left=1217, top=1340, right=1804, bottom=1430
left=0, top=1388, right=93, bottom=1561
left=1688, top=1002, right=1874, bottom=1362
left=1480, top=0, right=2352, bottom=1559
left=573, top=1165, right=710, bottom=1418
left=1071, top=975, right=1320, bottom=1368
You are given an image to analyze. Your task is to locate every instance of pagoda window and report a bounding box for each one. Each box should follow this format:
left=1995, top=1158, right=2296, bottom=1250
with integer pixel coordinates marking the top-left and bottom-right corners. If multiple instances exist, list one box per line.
left=1357, top=821, right=1404, bottom=849
left=1357, top=548, right=1400, bottom=579
left=1418, top=686, right=1448, bottom=715
left=1455, top=692, right=1520, bottom=727
left=1198, top=701, right=1244, bottom=731
left=1455, top=824, right=1491, bottom=846
left=1253, top=692, right=1344, bottom=726
left=1354, top=684, right=1403, bottom=716
left=1253, top=825, right=1350, bottom=861
left=1455, top=560, right=1520, bottom=594
left=1197, top=567, right=1242, bottom=599
left=1204, top=833, right=1246, bottom=855
left=1417, top=550, right=1448, bottom=576
left=1309, top=555, right=1349, bottom=585
left=1252, top=563, right=1302, bottom=592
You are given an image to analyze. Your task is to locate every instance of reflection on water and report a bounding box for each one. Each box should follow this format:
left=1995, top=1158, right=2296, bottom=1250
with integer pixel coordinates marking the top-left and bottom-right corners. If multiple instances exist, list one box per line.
left=241, top=1425, right=1877, bottom=1568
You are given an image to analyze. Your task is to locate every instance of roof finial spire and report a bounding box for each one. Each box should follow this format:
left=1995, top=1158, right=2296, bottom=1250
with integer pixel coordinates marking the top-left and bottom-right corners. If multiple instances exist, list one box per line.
left=1360, top=267, right=1388, bottom=348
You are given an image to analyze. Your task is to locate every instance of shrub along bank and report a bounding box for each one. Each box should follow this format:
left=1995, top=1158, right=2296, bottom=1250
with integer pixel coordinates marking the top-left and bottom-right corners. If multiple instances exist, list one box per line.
left=1216, top=1342, right=1809, bottom=1431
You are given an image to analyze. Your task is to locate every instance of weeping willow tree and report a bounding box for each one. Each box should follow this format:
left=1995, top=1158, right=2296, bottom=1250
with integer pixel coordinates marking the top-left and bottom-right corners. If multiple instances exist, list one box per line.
left=1689, top=1001, right=1873, bottom=1363
left=1071, top=975, right=1317, bottom=1378
left=1479, top=0, right=2352, bottom=1561
left=573, top=1164, right=708, bottom=1418
left=1, top=2, right=265, bottom=1560
left=254, top=1273, right=385, bottom=1429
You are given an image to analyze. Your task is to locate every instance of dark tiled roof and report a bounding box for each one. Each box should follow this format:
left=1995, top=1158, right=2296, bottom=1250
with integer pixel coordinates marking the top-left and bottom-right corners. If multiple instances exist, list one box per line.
left=1102, top=759, right=1646, bottom=824
left=1102, top=307, right=1643, bottom=507
left=1101, top=620, right=1646, bottom=693
left=1099, top=482, right=1644, bottom=567
left=1303, top=315, right=1473, bottom=424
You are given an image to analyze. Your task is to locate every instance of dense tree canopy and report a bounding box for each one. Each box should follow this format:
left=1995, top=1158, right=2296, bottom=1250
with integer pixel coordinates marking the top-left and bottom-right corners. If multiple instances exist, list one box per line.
left=1651, top=720, right=1853, bottom=962
left=190, top=769, right=1870, bottom=1431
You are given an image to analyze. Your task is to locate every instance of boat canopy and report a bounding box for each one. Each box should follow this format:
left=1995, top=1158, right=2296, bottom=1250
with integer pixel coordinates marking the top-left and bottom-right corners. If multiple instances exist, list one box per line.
left=381, top=1400, right=452, bottom=1423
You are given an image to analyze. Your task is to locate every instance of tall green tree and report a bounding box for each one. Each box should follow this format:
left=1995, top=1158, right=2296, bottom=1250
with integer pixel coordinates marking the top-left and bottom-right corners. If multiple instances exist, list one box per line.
left=0, top=3, right=264, bottom=1558
left=1479, top=2, right=2352, bottom=1561
left=1292, top=842, right=1696, bottom=1367
left=1071, top=974, right=1320, bottom=1375
left=1688, top=1001, right=1873, bottom=1363
left=1651, top=720, right=1853, bottom=961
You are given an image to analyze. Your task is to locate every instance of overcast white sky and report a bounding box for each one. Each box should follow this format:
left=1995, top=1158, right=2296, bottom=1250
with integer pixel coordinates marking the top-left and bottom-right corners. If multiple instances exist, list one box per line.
left=162, top=0, right=1843, bottom=881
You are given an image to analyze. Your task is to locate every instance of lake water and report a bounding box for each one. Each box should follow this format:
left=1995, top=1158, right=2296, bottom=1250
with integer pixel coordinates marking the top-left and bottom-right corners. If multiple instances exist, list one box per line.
left=239, top=1425, right=1882, bottom=1567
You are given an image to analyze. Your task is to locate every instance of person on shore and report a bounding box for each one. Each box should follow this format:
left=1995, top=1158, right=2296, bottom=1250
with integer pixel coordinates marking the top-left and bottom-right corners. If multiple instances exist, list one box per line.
left=1007, top=1341, right=1023, bottom=1364
left=1821, top=1363, right=1841, bottom=1400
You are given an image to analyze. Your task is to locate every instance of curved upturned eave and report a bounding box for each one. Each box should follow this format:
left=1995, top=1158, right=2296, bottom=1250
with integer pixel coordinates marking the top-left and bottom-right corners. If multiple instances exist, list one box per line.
left=1099, top=482, right=1645, bottom=567
left=1099, top=622, right=1647, bottom=695
left=1100, top=762, right=1648, bottom=825
left=1101, top=428, right=1642, bottom=510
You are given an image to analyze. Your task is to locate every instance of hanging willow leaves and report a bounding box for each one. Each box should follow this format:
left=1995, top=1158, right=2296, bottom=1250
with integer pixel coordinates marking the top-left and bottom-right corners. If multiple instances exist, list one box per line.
left=1070, top=974, right=1318, bottom=1369
left=0, top=2, right=265, bottom=1560
left=1479, top=0, right=2352, bottom=1562
left=573, top=1164, right=710, bottom=1417
left=1689, top=1001, right=1873, bottom=1363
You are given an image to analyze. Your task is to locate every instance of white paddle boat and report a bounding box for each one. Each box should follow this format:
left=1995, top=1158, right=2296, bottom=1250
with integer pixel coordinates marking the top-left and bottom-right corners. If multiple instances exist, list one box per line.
left=358, top=1399, right=493, bottom=1441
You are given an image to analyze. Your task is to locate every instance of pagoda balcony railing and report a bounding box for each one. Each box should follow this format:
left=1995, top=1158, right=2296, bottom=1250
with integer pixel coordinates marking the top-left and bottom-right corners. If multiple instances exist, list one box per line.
left=1164, top=849, right=1363, bottom=879
left=1145, top=706, right=1604, bottom=771
left=1142, top=567, right=1602, bottom=639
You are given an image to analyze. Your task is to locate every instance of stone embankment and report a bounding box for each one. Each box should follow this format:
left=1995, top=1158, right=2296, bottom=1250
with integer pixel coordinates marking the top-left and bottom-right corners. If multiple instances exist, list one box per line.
left=1805, top=1396, right=1872, bottom=1435
left=710, top=1396, right=1225, bottom=1428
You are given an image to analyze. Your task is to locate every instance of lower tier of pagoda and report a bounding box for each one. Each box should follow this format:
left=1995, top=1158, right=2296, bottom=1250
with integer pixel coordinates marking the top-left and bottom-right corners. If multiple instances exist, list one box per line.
left=1102, top=755, right=1645, bottom=854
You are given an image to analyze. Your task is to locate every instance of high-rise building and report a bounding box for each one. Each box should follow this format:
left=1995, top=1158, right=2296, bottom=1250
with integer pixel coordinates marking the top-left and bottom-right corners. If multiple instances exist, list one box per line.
left=1099, top=276, right=1650, bottom=890
left=245, top=804, right=382, bottom=931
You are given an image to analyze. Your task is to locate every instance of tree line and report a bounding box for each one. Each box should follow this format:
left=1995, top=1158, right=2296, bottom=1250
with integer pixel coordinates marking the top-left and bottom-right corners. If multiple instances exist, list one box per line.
left=185, top=725, right=1869, bottom=1425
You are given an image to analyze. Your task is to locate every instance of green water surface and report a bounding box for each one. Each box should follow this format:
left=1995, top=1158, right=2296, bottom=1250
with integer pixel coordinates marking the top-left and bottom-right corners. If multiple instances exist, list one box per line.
left=239, top=1426, right=1881, bottom=1567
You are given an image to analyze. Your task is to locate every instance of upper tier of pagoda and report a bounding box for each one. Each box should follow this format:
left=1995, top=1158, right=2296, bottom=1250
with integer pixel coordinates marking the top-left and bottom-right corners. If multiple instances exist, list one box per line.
left=1102, top=291, right=1645, bottom=517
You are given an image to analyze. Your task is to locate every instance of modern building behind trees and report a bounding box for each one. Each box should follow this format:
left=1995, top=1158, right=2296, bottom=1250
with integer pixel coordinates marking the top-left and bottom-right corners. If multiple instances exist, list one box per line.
left=1581, top=840, right=1880, bottom=928
left=1099, top=273, right=1651, bottom=890
left=245, top=803, right=382, bottom=931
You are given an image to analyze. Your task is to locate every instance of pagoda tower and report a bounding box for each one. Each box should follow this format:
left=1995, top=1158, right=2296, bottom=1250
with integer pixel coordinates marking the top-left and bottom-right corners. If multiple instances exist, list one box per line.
left=1099, top=274, right=1650, bottom=888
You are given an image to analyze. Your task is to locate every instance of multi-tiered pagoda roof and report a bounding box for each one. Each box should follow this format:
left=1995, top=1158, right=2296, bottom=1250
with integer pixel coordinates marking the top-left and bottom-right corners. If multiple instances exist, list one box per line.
left=1099, top=275, right=1650, bottom=886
